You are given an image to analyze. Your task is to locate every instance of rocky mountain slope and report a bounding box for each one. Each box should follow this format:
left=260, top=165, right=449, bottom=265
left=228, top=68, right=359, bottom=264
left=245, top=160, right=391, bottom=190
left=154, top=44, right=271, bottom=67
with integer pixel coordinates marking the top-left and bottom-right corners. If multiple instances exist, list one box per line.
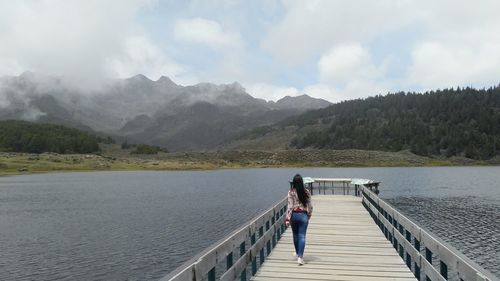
left=0, top=72, right=331, bottom=151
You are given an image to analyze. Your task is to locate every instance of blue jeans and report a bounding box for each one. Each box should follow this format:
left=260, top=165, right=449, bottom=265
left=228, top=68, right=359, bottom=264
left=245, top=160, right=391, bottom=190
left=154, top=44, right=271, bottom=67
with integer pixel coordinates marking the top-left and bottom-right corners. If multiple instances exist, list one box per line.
left=291, top=211, right=309, bottom=258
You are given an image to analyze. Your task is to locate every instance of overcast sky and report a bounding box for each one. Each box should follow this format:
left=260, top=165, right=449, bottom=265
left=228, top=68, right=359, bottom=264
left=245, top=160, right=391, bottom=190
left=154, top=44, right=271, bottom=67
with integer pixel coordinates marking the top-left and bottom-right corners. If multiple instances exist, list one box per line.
left=1, top=0, right=499, bottom=102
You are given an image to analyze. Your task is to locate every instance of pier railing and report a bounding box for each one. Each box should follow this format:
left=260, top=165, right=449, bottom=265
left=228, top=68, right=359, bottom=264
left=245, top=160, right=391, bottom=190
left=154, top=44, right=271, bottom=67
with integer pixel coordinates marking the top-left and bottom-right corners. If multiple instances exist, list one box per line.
left=360, top=186, right=499, bottom=281
left=161, top=197, right=288, bottom=281
left=306, top=177, right=380, bottom=195
left=162, top=178, right=498, bottom=281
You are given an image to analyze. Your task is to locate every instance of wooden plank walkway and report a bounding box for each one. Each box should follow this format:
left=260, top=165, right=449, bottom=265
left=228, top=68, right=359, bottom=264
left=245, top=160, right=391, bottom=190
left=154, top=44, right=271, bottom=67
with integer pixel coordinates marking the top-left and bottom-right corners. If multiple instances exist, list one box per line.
left=251, top=195, right=417, bottom=281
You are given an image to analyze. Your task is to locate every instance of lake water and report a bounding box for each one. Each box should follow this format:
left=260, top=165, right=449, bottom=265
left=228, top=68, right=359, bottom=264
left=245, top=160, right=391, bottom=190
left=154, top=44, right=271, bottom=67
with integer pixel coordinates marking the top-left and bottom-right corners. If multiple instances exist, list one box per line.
left=0, top=167, right=499, bottom=280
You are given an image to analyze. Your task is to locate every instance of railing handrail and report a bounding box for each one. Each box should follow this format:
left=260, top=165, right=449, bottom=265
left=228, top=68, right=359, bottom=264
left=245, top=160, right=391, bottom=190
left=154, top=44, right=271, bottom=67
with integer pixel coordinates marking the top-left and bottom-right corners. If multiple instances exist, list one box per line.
left=161, top=196, right=288, bottom=281
left=360, top=186, right=499, bottom=281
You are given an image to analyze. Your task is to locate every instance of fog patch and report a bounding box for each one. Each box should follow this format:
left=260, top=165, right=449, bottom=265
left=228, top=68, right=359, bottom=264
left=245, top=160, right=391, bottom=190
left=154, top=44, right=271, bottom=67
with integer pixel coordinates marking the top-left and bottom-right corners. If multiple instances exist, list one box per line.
left=21, top=106, right=47, bottom=121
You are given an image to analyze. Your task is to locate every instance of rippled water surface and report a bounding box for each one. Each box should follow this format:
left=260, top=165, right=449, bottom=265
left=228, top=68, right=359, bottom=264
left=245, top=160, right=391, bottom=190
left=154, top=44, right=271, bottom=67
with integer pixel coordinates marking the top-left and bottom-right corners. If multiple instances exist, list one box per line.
left=0, top=167, right=499, bottom=280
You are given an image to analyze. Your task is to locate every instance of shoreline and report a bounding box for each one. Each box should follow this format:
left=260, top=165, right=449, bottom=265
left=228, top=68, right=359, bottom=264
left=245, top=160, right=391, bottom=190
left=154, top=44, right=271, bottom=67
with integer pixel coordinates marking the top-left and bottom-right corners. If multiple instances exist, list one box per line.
left=1, top=149, right=498, bottom=177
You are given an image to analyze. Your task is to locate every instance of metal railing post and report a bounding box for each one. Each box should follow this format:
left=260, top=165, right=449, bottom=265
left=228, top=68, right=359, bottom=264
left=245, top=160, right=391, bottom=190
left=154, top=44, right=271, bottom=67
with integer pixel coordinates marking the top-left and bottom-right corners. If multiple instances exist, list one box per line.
left=240, top=242, right=246, bottom=281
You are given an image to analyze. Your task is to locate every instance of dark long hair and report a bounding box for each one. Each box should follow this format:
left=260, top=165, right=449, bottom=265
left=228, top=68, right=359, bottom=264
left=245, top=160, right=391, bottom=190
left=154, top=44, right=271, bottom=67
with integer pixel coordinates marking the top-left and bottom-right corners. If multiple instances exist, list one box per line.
left=293, top=174, right=309, bottom=207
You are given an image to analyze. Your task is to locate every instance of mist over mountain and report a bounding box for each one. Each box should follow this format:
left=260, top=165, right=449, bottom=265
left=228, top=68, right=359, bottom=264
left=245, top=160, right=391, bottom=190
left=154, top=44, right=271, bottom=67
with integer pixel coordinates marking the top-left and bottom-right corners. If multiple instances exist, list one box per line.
left=0, top=72, right=331, bottom=151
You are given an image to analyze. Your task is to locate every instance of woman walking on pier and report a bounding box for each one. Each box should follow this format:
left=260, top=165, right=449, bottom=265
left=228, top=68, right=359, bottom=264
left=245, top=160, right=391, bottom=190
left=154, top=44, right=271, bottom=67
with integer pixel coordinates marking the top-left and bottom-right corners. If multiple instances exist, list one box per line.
left=285, top=174, right=313, bottom=265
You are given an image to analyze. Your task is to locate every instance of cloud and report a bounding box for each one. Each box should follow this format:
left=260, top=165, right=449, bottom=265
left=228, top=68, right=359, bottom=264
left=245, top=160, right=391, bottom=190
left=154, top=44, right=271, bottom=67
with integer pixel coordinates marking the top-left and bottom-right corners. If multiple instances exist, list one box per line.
left=406, top=0, right=500, bottom=89
left=302, top=84, right=338, bottom=102
left=247, top=42, right=392, bottom=103
left=1, top=0, right=500, bottom=103
left=303, top=81, right=389, bottom=104
left=246, top=80, right=389, bottom=104
left=309, top=43, right=390, bottom=102
left=408, top=41, right=500, bottom=89
left=0, top=58, right=23, bottom=78
left=318, top=43, right=384, bottom=86
left=261, top=0, right=416, bottom=66
left=105, top=35, right=190, bottom=83
left=174, top=18, right=243, bottom=49
left=0, top=0, right=189, bottom=89
left=0, top=1, right=141, bottom=79
left=260, top=0, right=500, bottom=101
left=246, top=83, right=299, bottom=101
left=257, top=0, right=415, bottom=101
left=173, top=17, right=249, bottom=85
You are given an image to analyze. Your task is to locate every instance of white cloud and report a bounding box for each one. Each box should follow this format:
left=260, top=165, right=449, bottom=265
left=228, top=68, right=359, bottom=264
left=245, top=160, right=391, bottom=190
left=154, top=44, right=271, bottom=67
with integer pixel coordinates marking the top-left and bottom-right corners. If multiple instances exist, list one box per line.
left=408, top=41, right=500, bottom=89
left=246, top=80, right=389, bottom=104
left=257, top=0, right=414, bottom=102
left=0, top=1, right=144, bottom=80
left=105, top=36, right=190, bottom=83
left=303, top=80, right=389, bottom=104
left=246, top=83, right=299, bottom=101
left=302, top=84, right=338, bottom=102
left=418, top=0, right=500, bottom=38
left=172, top=17, right=248, bottom=85
left=246, top=42, right=391, bottom=103
left=174, top=18, right=243, bottom=49
left=307, top=43, right=390, bottom=103
left=0, top=0, right=190, bottom=89
left=261, top=0, right=416, bottom=66
left=0, top=58, right=23, bottom=78
left=318, top=43, right=383, bottom=85
left=262, top=0, right=500, bottom=97
left=1, top=0, right=500, bottom=102
left=406, top=0, right=500, bottom=89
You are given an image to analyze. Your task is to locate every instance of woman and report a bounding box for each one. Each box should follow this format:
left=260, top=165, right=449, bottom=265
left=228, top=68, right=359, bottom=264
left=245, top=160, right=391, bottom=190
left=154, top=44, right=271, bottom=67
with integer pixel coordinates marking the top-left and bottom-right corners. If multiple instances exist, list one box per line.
left=285, top=174, right=313, bottom=265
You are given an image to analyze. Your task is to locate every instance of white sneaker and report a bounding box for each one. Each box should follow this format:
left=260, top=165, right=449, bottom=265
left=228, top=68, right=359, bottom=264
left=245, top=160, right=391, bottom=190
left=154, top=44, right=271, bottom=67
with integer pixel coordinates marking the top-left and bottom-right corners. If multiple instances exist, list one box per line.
left=297, top=257, right=304, bottom=265
left=293, top=252, right=298, bottom=258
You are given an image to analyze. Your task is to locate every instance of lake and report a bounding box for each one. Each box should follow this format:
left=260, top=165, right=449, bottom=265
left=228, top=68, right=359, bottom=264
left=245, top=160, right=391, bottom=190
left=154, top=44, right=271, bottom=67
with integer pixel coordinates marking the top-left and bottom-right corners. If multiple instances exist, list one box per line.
left=0, top=167, right=499, bottom=280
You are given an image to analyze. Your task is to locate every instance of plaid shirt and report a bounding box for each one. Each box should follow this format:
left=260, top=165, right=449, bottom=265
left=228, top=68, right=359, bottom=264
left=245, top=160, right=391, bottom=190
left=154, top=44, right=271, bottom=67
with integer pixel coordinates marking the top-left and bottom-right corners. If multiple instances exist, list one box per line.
left=285, top=189, right=313, bottom=221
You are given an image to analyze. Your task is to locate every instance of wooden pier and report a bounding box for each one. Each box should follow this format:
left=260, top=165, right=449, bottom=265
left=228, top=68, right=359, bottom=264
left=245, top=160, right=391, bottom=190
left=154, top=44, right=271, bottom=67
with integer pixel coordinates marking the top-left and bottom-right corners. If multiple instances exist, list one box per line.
left=251, top=195, right=416, bottom=281
left=162, top=179, right=499, bottom=281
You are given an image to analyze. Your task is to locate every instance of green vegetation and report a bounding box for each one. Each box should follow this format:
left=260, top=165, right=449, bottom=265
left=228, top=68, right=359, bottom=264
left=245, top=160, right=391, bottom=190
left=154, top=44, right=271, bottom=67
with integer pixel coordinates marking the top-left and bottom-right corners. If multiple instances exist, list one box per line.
left=97, top=136, right=115, bottom=144
left=121, top=141, right=167, bottom=154
left=2, top=148, right=495, bottom=177
left=130, top=144, right=167, bottom=154
left=0, top=120, right=99, bottom=154
left=0, top=152, right=141, bottom=176
left=280, top=86, right=500, bottom=160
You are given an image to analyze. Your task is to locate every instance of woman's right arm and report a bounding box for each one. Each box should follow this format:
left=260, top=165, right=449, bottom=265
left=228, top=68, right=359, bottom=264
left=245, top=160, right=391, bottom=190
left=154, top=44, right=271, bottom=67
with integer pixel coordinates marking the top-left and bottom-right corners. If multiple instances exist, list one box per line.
left=285, top=191, right=293, bottom=224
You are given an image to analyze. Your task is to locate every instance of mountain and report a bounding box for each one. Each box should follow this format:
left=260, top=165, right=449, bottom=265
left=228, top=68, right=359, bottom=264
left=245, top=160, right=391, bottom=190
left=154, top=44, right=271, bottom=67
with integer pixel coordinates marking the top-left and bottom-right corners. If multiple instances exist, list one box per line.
left=228, top=86, right=500, bottom=160
left=0, top=73, right=331, bottom=151
left=270, top=94, right=331, bottom=110
left=120, top=87, right=330, bottom=151
left=118, top=114, right=153, bottom=134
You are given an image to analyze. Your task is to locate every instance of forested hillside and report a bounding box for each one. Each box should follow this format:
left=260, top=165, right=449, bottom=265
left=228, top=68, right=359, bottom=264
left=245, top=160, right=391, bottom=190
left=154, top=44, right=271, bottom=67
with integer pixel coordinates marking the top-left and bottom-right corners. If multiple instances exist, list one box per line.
left=245, top=86, right=500, bottom=160
left=0, top=120, right=99, bottom=153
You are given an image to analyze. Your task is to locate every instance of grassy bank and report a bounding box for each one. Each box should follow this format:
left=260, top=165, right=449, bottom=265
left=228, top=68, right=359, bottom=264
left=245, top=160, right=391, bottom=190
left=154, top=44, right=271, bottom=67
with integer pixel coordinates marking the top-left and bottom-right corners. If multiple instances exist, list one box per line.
left=0, top=152, right=221, bottom=177
left=1, top=146, right=496, bottom=177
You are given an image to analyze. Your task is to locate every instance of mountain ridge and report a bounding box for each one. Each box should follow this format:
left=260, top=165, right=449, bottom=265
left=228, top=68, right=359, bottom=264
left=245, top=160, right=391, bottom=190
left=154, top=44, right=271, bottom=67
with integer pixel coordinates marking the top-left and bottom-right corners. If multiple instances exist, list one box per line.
left=0, top=72, right=331, bottom=151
